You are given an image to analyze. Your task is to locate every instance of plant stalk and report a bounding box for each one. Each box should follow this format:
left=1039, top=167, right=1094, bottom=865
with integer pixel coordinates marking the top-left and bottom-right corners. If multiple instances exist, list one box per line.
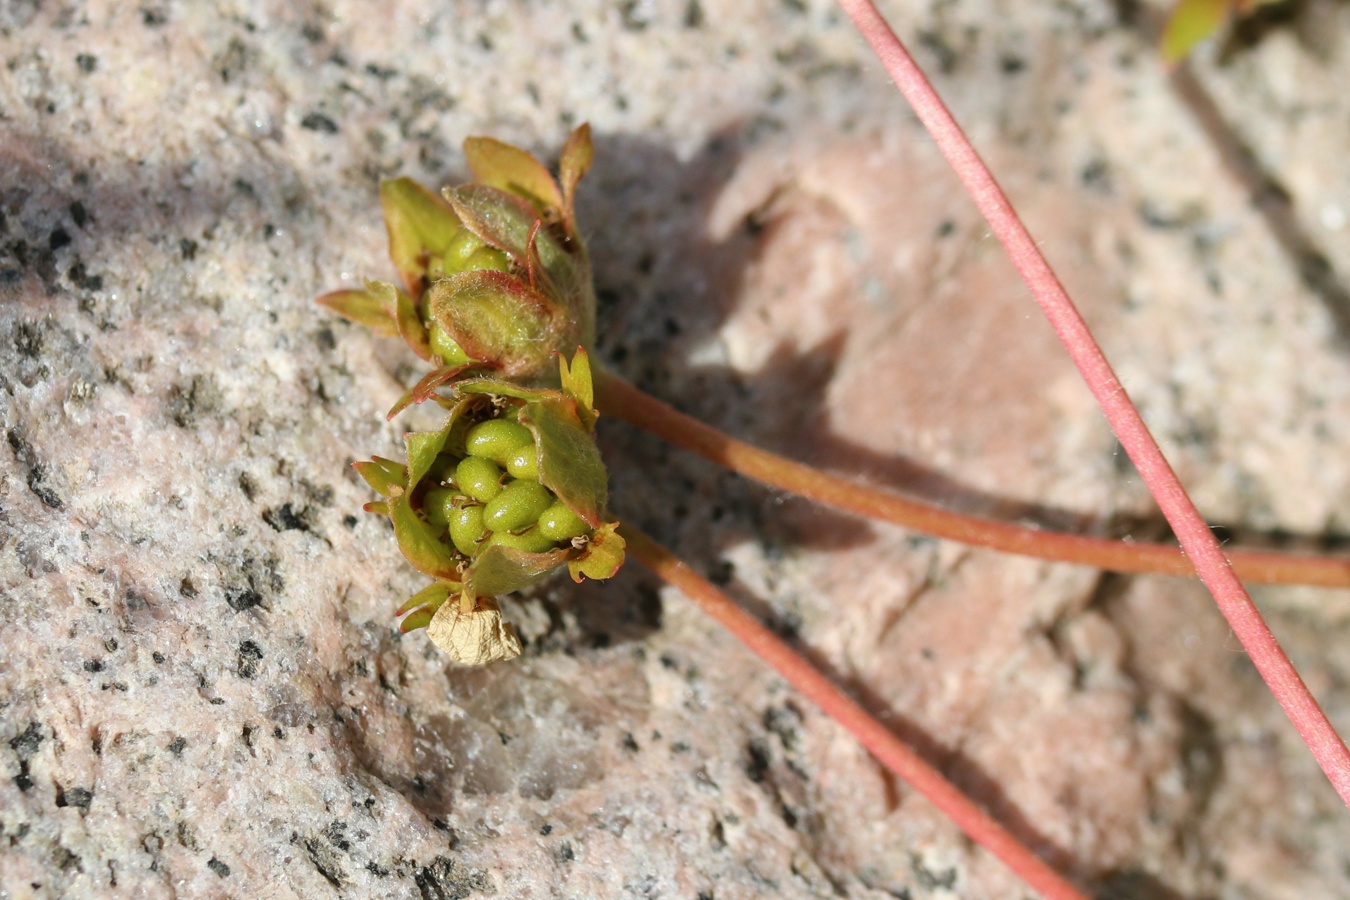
left=834, top=0, right=1350, bottom=808
left=594, top=368, right=1350, bottom=588
left=621, top=523, right=1090, bottom=900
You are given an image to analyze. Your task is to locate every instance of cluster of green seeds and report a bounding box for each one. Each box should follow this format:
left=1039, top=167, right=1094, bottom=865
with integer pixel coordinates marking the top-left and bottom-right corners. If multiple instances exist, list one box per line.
left=421, top=416, right=591, bottom=560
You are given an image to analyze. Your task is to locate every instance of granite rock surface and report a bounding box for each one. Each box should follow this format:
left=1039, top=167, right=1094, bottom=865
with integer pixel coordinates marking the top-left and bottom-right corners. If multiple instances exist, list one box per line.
left=2, top=1, right=1350, bottom=898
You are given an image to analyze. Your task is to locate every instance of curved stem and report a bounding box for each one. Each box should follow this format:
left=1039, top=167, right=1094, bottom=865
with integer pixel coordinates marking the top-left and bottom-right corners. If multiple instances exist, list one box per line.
left=835, top=0, right=1350, bottom=809
left=621, top=523, right=1090, bottom=900
left=595, top=368, right=1350, bottom=588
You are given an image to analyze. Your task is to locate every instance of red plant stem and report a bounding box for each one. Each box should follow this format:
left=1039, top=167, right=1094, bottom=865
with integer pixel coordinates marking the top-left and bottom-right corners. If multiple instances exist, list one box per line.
left=834, top=0, right=1350, bottom=807
left=621, top=523, right=1090, bottom=900
left=594, top=369, right=1350, bottom=588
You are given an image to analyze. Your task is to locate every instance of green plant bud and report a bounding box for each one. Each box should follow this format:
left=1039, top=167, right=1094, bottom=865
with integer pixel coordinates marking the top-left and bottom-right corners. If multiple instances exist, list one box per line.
left=438, top=227, right=485, bottom=271
left=423, top=487, right=457, bottom=529
left=449, top=505, right=488, bottom=557
left=505, top=446, right=539, bottom=480
left=462, top=246, right=511, bottom=273
left=455, top=456, right=504, bottom=503
left=465, top=419, right=533, bottom=466
left=537, top=502, right=589, bottom=542
left=427, top=324, right=474, bottom=368
left=485, top=527, right=557, bottom=555
left=483, top=479, right=554, bottom=534
left=320, top=126, right=599, bottom=392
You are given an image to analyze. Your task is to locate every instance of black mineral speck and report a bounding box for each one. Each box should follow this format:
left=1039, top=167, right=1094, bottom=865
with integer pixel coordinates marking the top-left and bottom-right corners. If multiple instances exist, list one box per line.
left=207, top=857, right=230, bottom=877
left=27, top=464, right=63, bottom=509
left=415, top=856, right=490, bottom=897
left=152, top=651, right=166, bottom=664
left=82, top=659, right=104, bottom=673
left=166, top=736, right=187, bottom=757
left=56, top=785, right=93, bottom=810
left=76, top=54, right=97, bottom=73
left=225, top=588, right=262, bottom=612
left=263, top=503, right=308, bottom=532
left=67, top=261, right=103, bottom=291
left=48, top=228, right=71, bottom=251
left=9, top=722, right=43, bottom=759
left=304, top=836, right=346, bottom=887
left=237, top=640, right=264, bottom=679
left=300, top=112, right=339, bottom=134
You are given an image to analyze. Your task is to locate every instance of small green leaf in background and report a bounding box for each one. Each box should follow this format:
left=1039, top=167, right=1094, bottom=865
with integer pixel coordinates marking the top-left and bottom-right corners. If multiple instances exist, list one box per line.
left=463, top=135, right=564, bottom=220
left=380, top=178, right=464, bottom=295
left=315, top=286, right=398, bottom=336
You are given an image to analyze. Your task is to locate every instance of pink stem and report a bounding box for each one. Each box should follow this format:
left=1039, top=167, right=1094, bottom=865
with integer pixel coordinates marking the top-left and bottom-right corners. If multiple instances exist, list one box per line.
left=834, top=0, right=1350, bottom=808
left=621, top=524, right=1090, bottom=900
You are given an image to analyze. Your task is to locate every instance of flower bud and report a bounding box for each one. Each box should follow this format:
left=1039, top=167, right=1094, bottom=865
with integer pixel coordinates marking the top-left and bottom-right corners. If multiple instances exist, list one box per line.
left=318, top=125, right=598, bottom=416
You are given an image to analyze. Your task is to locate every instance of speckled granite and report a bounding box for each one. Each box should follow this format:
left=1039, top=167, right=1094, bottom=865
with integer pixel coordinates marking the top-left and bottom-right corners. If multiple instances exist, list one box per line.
left=2, top=1, right=1349, bottom=898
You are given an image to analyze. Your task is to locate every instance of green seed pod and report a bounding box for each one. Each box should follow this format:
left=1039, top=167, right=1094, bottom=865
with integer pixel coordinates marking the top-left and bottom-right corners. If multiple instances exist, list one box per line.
left=348, top=346, right=626, bottom=665
left=485, top=527, right=557, bottom=555
left=465, top=419, right=534, bottom=466
left=455, top=456, right=504, bottom=504
left=505, top=446, right=540, bottom=481
left=422, top=487, right=457, bottom=529
left=449, top=505, right=488, bottom=557
left=537, top=501, right=589, bottom=542
left=483, top=479, right=554, bottom=534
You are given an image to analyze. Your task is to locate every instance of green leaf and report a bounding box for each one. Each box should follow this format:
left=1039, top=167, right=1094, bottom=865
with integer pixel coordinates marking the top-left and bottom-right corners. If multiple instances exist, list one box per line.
left=463, top=135, right=564, bottom=220
left=395, top=579, right=458, bottom=618
left=445, top=183, right=542, bottom=259
left=559, top=123, right=593, bottom=231
left=315, top=287, right=398, bottom=336
left=520, top=396, right=608, bottom=527
left=380, top=178, right=464, bottom=295
left=427, top=270, right=562, bottom=379
left=403, top=406, right=465, bottom=489
left=353, top=456, right=408, bottom=497
left=390, top=282, right=434, bottom=361
left=444, top=184, right=577, bottom=299
left=567, top=522, right=626, bottom=582
left=1161, top=0, right=1231, bottom=65
left=389, top=492, right=461, bottom=580
left=454, top=377, right=554, bottom=403
left=558, top=347, right=595, bottom=430
left=464, top=543, right=570, bottom=598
